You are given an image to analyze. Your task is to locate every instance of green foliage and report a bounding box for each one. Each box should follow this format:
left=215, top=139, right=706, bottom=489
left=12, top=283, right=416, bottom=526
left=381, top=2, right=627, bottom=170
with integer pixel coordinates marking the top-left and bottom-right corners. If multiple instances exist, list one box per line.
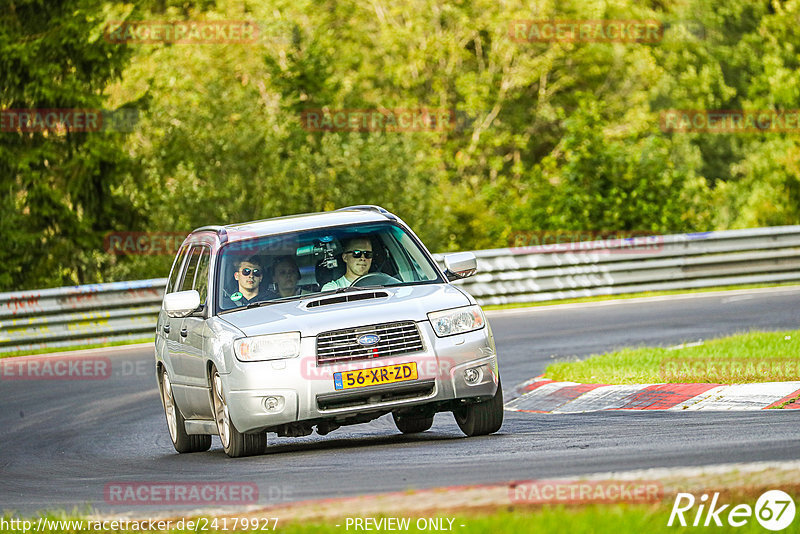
left=3, top=0, right=799, bottom=289
left=506, top=98, right=711, bottom=233
left=0, top=0, right=143, bottom=289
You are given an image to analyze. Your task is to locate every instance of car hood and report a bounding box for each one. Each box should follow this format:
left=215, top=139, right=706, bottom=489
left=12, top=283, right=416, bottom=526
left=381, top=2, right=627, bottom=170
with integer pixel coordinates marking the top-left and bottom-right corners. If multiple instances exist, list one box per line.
left=217, top=284, right=472, bottom=338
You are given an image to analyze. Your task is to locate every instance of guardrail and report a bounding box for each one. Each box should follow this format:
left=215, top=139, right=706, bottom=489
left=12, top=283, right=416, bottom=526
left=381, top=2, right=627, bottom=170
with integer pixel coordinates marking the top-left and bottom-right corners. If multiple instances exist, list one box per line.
left=2, top=226, right=799, bottom=353
left=440, top=226, right=800, bottom=306
left=0, top=279, right=166, bottom=353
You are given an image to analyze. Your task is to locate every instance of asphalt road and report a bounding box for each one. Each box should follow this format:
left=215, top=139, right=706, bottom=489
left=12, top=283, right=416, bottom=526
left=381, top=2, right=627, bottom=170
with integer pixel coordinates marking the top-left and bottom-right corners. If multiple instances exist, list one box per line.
left=2, top=287, right=799, bottom=515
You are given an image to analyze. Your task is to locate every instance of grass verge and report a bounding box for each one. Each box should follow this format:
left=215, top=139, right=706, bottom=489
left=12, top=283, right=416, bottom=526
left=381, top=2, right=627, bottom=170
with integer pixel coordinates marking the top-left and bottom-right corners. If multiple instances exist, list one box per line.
left=4, top=465, right=800, bottom=533
left=544, top=329, right=800, bottom=384
left=0, top=338, right=153, bottom=359
left=2, top=498, right=794, bottom=533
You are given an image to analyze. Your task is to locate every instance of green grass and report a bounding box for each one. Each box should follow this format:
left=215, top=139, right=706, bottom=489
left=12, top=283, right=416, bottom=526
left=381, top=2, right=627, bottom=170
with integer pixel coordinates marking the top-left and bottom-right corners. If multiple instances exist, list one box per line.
left=545, top=329, right=800, bottom=384
left=1, top=502, right=789, bottom=533
left=0, top=338, right=152, bottom=359
left=482, top=282, right=800, bottom=311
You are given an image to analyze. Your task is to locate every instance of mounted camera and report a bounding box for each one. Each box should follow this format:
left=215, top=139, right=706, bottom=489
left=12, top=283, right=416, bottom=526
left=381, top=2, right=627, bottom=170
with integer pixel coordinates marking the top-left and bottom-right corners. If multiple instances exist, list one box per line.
left=296, top=237, right=340, bottom=269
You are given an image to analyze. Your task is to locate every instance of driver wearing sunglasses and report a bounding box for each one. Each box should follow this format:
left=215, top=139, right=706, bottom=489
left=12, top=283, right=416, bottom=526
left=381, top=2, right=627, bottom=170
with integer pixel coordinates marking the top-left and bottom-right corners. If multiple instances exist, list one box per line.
left=321, top=237, right=373, bottom=291
left=224, top=256, right=277, bottom=308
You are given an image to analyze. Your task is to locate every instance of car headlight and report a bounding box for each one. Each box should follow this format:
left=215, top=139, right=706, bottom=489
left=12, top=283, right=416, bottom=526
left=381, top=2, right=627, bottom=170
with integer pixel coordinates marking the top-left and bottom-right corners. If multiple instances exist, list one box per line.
left=428, top=305, right=485, bottom=337
left=234, top=332, right=300, bottom=362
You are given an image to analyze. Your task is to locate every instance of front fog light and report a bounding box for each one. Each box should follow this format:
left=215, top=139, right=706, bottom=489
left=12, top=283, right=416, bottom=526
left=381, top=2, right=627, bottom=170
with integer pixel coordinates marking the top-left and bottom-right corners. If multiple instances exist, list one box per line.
left=263, top=396, right=285, bottom=412
left=464, top=367, right=481, bottom=384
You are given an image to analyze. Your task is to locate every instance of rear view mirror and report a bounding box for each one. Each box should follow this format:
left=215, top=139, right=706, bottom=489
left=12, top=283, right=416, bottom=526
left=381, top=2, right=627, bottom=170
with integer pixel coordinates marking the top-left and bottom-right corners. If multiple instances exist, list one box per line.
left=443, top=252, right=477, bottom=281
left=163, top=290, right=202, bottom=318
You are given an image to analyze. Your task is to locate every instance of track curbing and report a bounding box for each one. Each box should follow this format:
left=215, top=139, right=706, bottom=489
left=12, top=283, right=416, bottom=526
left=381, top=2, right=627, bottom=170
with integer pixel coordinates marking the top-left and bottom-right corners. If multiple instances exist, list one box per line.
left=506, top=377, right=800, bottom=413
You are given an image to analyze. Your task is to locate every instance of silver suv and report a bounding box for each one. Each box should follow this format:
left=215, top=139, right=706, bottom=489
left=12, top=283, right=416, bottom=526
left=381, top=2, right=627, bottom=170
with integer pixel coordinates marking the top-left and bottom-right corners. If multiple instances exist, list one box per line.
left=155, top=206, right=502, bottom=457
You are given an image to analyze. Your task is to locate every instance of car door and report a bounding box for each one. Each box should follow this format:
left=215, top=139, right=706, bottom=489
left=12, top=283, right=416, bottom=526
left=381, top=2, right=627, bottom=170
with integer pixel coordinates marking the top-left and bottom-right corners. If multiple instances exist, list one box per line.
left=160, top=244, right=190, bottom=378
left=177, top=244, right=211, bottom=389
left=169, top=245, right=203, bottom=385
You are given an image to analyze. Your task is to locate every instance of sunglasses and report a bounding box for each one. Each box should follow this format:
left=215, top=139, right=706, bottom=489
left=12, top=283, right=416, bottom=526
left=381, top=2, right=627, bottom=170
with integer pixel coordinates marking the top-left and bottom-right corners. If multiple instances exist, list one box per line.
left=346, top=250, right=373, bottom=259
left=240, top=267, right=262, bottom=277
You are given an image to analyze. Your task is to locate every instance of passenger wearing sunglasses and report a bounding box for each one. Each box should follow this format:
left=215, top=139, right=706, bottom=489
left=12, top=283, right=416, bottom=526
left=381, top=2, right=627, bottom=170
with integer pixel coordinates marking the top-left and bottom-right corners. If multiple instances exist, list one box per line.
left=224, top=257, right=277, bottom=308
left=321, top=238, right=373, bottom=292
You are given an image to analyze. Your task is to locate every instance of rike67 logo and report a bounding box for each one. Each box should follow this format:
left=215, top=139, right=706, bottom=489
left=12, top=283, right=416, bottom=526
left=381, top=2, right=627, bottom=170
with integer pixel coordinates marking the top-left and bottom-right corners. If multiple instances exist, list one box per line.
left=668, top=490, right=796, bottom=531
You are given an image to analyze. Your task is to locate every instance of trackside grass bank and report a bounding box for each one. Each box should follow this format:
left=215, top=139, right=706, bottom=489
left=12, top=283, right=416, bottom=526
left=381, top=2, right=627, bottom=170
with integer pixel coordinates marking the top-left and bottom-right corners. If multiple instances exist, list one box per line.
left=545, top=329, right=800, bottom=384
left=5, top=465, right=799, bottom=534
left=1, top=504, right=793, bottom=534
left=0, top=338, right=153, bottom=359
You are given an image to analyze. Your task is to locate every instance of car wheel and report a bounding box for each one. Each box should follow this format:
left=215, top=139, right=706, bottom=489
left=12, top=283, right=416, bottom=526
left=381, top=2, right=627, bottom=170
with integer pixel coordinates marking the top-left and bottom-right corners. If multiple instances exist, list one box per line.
left=392, top=412, right=434, bottom=434
left=454, top=378, right=504, bottom=437
left=160, top=369, right=211, bottom=453
left=211, top=367, right=266, bottom=458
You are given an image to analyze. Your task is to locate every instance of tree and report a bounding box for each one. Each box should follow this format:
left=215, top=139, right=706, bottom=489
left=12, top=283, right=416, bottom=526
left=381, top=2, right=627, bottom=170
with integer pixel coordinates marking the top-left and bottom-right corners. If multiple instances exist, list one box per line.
left=0, top=0, right=143, bottom=290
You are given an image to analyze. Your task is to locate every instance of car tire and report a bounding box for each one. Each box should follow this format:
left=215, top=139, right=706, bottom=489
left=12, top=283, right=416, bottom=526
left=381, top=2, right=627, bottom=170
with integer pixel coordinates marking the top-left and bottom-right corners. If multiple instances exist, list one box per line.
left=211, top=367, right=266, bottom=458
left=160, top=369, right=212, bottom=453
left=454, top=378, right=504, bottom=437
left=392, top=412, right=434, bottom=434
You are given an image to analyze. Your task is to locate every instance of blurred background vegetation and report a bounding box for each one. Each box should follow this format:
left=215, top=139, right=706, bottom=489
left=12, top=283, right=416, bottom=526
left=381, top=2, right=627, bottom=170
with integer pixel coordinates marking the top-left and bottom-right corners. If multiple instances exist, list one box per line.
left=1, top=0, right=799, bottom=290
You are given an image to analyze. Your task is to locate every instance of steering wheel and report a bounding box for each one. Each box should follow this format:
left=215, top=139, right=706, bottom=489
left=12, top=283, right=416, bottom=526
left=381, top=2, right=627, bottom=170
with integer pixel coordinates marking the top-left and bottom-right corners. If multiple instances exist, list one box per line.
left=351, top=272, right=400, bottom=287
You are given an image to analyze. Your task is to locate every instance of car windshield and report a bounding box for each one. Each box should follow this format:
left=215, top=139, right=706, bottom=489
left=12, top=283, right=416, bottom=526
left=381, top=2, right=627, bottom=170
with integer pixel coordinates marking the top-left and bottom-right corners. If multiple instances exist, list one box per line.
left=216, top=222, right=443, bottom=312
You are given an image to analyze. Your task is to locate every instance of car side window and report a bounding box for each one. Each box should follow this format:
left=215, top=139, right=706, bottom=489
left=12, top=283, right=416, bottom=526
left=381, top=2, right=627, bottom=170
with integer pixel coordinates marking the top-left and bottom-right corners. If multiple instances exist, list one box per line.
left=166, top=244, right=190, bottom=294
left=193, top=246, right=211, bottom=305
left=179, top=246, right=203, bottom=293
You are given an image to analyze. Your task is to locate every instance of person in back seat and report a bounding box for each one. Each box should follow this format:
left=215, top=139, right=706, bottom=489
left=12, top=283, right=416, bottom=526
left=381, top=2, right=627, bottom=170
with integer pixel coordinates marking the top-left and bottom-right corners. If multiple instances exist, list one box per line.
left=272, top=256, right=302, bottom=297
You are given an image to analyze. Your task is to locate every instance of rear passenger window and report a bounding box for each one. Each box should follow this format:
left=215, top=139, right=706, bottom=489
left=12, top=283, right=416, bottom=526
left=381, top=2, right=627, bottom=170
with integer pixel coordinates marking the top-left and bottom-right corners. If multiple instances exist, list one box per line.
left=179, top=246, right=203, bottom=293
left=193, top=247, right=211, bottom=305
left=166, top=244, right=189, bottom=294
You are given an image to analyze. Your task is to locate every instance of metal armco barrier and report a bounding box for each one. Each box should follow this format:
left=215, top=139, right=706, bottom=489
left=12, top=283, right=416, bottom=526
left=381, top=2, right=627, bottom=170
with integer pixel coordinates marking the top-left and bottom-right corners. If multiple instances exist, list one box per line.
left=0, top=279, right=166, bottom=353
left=437, top=226, right=800, bottom=306
left=1, top=226, right=799, bottom=353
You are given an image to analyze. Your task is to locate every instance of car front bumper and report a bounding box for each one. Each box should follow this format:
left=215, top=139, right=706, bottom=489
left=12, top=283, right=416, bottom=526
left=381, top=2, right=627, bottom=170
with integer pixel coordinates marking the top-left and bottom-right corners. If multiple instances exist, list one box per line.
left=223, top=321, right=499, bottom=433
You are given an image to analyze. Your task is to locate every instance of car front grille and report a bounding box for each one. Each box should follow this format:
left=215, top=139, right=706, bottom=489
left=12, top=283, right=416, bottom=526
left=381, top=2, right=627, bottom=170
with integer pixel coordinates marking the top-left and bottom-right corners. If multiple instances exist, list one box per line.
left=316, top=321, right=424, bottom=365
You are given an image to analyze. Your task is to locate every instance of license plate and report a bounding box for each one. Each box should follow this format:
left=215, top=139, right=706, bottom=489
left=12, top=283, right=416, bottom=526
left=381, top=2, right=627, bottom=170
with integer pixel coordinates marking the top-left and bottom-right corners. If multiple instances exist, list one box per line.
left=333, top=362, right=418, bottom=391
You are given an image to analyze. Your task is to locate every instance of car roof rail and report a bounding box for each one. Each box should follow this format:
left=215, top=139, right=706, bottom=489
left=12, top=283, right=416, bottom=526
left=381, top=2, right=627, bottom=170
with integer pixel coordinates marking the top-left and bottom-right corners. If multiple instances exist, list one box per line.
left=193, top=225, right=229, bottom=243
left=336, top=205, right=396, bottom=220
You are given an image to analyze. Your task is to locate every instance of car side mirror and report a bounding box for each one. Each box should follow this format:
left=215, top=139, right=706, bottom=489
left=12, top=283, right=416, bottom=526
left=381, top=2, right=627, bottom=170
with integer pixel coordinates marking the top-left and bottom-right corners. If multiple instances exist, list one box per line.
left=164, top=290, right=202, bottom=318
left=443, top=252, right=478, bottom=281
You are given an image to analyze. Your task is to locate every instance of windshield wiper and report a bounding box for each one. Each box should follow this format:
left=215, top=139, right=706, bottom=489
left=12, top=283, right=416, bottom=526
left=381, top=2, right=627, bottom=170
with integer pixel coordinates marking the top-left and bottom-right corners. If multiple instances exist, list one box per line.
left=245, top=300, right=276, bottom=309
left=246, top=294, right=309, bottom=308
